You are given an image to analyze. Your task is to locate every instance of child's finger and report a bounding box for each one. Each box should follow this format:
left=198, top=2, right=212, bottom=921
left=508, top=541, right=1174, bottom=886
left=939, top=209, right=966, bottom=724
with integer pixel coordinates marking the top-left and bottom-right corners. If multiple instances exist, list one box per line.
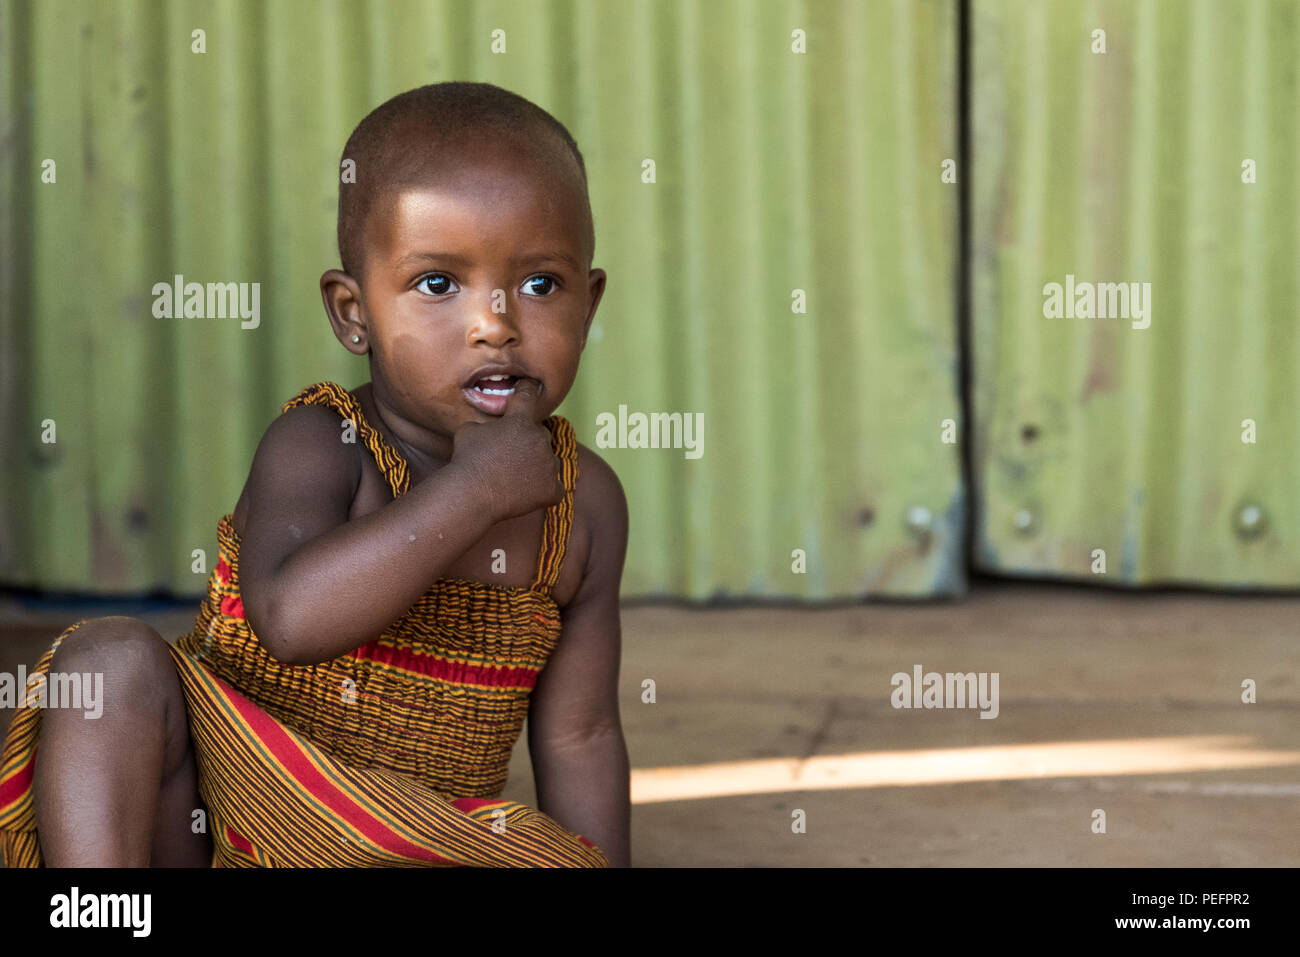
left=505, top=377, right=541, bottom=417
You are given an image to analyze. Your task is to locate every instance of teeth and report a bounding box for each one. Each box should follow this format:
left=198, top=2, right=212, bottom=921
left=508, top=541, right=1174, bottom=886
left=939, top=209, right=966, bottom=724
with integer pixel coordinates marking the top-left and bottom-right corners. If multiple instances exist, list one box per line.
left=471, top=372, right=517, bottom=396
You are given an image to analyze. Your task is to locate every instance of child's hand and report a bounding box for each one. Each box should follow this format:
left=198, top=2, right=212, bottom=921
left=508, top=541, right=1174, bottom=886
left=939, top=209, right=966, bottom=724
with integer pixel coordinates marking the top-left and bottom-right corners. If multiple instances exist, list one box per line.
left=451, top=378, right=565, bottom=522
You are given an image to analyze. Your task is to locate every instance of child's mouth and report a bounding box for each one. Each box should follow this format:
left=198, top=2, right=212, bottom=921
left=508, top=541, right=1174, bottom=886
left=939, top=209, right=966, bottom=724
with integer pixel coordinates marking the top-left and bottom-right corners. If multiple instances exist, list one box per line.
left=470, top=374, right=518, bottom=396
left=463, top=374, right=525, bottom=415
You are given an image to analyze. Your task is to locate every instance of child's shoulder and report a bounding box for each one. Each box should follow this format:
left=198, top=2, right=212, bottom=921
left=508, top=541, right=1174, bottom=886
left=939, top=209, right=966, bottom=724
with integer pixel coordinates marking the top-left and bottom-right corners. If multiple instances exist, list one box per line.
left=258, top=397, right=364, bottom=469
left=572, top=441, right=626, bottom=520
left=229, top=393, right=365, bottom=539
left=563, top=441, right=628, bottom=597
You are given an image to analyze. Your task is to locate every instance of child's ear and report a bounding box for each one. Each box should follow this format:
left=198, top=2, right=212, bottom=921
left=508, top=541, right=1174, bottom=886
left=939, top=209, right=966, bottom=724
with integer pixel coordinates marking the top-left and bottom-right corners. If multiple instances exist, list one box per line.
left=582, top=268, right=607, bottom=345
left=321, top=269, right=368, bottom=355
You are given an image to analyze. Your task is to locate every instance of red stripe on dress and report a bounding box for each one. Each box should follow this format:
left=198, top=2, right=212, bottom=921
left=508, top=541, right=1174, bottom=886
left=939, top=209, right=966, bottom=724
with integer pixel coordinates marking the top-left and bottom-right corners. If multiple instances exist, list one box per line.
left=220, top=595, right=245, bottom=619
left=449, top=797, right=499, bottom=813
left=225, top=824, right=255, bottom=856
left=350, top=641, right=540, bottom=689
left=216, top=677, right=459, bottom=864
left=0, top=751, right=35, bottom=810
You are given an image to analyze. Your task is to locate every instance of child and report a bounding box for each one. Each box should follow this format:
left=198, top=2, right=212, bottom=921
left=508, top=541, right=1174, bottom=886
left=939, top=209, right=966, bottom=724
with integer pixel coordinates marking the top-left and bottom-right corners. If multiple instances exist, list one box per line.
left=0, top=82, right=630, bottom=867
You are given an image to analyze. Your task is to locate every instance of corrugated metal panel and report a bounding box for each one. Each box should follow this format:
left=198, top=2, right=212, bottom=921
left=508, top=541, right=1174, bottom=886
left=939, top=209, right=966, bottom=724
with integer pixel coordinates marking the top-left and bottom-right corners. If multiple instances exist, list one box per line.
left=971, top=0, right=1300, bottom=586
left=1, top=0, right=962, bottom=599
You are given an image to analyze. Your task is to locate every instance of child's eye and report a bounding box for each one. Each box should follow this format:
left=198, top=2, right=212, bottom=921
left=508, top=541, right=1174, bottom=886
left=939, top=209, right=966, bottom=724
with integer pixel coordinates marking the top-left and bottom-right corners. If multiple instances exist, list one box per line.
left=416, top=274, right=456, bottom=296
left=522, top=275, right=559, bottom=296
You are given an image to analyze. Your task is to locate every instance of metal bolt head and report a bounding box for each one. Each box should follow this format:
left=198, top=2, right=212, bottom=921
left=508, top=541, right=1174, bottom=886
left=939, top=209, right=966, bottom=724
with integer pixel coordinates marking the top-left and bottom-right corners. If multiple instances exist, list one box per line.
left=1012, top=507, right=1037, bottom=536
left=904, top=506, right=933, bottom=536
left=1234, top=502, right=1267, bottom=540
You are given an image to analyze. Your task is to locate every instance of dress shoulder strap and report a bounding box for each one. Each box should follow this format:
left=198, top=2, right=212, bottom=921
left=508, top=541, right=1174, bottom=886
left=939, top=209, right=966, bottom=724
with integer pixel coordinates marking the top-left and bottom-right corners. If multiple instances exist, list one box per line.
left=281, top=382, right=411, bottom=499
left=529, top=415, right=579, bottom=595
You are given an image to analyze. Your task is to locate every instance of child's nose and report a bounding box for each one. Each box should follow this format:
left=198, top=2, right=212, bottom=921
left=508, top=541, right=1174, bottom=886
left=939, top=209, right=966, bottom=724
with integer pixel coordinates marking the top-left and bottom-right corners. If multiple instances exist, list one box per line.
left=467, top=299, right=521, bottom=345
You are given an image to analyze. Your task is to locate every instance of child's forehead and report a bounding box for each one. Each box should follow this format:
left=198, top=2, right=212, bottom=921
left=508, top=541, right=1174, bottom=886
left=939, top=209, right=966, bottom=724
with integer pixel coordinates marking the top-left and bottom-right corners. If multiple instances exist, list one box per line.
left=381, top=168, right=576, bottom=229
left=399, top=156, right=558, bottom=201
left=375, top=124, right=568, bottom=205
left=363, top=176, right=587, bottom=265
left=376, top=138, right=583, bottom=216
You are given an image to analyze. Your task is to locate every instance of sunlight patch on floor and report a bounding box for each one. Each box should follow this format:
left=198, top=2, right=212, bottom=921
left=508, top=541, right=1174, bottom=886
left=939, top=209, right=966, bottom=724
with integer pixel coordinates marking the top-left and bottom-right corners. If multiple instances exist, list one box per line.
left=630, top=736, right=1300, bottom=803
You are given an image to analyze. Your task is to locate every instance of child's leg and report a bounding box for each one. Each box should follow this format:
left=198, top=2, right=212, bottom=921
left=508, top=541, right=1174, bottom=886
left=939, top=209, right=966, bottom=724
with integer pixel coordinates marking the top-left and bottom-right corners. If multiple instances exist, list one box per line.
left=32, top=616, right=212, bottom=866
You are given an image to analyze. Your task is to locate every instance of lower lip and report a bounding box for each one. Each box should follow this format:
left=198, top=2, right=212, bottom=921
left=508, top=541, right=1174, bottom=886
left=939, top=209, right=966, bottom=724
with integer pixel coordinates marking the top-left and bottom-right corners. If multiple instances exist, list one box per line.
left=463, top=384, right=516, bottom=415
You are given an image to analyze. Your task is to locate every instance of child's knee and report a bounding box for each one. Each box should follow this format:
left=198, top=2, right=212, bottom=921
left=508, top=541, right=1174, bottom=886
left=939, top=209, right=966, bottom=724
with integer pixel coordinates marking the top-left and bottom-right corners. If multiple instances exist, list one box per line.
left=48, top=616, right=178, bottom=707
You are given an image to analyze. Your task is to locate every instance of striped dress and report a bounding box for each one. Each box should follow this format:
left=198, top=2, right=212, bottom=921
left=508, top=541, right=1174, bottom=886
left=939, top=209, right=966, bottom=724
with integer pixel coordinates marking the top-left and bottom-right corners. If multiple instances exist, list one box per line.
left=0, top=381, right=609, bottom=867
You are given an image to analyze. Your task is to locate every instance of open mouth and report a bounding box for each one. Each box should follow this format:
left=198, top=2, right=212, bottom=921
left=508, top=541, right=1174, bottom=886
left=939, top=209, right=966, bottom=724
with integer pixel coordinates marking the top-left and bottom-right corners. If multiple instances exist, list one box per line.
left=463, top=373, right=537, bottom=416
left=469, top=374, right=519, bottom=396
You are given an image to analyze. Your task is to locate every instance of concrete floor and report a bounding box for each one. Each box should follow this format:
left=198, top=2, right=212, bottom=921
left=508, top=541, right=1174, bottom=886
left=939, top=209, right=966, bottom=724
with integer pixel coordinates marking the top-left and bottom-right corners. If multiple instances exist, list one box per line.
left=2, top=581, right=1297, bottom=866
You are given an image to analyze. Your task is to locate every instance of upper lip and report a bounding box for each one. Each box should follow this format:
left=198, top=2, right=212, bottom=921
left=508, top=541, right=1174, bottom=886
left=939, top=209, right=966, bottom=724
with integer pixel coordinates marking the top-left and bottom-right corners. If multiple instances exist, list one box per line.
left=463, top=362, right=532, bottom=389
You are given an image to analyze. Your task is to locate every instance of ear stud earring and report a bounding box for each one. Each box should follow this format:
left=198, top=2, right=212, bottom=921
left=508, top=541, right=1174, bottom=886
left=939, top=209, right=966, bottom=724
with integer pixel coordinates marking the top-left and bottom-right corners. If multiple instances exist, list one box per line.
left=351, top=335, right=361, bottom=343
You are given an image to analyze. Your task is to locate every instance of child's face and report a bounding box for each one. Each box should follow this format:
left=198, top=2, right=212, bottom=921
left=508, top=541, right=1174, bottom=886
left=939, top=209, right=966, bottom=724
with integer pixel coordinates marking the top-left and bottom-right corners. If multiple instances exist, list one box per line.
left=326, top=140, right=604, bottom=445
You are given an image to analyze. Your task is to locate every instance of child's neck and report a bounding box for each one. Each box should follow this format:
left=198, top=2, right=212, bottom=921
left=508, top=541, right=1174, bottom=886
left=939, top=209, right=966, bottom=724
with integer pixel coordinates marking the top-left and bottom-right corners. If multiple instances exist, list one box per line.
left=354, top=381, right=456, bottom=481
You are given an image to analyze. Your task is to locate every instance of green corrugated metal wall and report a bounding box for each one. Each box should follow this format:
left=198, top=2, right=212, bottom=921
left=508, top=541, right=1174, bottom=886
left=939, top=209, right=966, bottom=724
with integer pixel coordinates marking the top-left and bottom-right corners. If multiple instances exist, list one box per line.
left=10, top=0, right=1293, bottom=600
left=971, top=0, right=1300, bottom=586
left=1, top=0, right=963, bottom=599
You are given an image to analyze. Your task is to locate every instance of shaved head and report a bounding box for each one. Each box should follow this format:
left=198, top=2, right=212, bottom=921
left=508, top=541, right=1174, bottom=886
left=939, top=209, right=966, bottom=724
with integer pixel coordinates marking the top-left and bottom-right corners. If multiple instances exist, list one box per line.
left=337, top=82, right=594, bottom=281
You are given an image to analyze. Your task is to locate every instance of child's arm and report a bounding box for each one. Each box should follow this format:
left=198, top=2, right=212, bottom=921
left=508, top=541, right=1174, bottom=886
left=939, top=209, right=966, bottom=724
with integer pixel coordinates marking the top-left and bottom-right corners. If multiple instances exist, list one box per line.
left=239, top=382, right=562, bottom=665
left=527, top=447, right=631, bottom=866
